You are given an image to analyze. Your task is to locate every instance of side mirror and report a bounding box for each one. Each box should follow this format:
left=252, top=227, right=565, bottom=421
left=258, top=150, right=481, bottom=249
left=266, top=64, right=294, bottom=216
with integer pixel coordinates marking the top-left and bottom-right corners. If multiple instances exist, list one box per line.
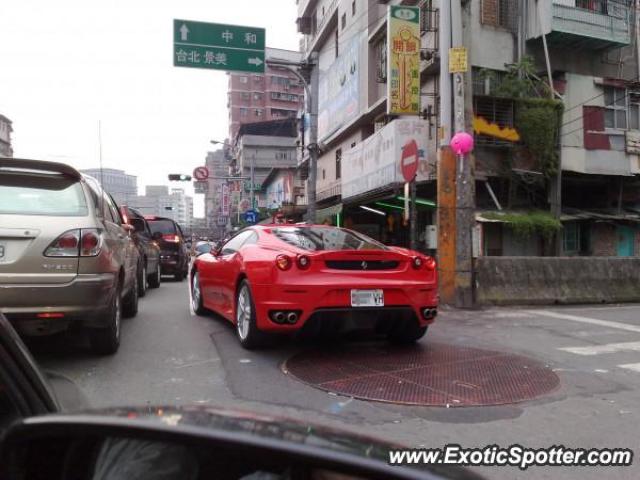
left=211, top=242, right=222, bottom=256
left=152, top=232, right=163, bottom=241
left=129, top=218, right=146, bottom=233
left=0, top=414, right=471, bottom=480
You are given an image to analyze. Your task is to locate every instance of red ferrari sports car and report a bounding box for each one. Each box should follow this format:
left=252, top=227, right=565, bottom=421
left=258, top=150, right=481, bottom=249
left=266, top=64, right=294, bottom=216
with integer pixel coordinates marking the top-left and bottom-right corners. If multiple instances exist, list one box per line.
left=191, top=225, right=438, bottom=349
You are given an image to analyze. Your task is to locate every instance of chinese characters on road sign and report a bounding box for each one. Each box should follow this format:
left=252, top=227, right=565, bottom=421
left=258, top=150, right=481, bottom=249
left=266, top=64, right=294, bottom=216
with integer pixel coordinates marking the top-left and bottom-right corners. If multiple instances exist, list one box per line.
left=173, top=20, right=265, bottom=73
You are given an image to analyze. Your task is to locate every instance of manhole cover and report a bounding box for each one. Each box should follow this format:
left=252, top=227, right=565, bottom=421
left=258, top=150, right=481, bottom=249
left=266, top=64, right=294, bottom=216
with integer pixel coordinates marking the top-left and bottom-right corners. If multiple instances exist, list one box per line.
left=283, top=343, right=559, bottom=407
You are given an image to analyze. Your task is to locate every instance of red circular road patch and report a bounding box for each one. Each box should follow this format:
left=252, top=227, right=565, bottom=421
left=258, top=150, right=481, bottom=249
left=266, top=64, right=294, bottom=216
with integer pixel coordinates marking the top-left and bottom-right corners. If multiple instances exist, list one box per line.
left=283, top=343, right=560, bottom=407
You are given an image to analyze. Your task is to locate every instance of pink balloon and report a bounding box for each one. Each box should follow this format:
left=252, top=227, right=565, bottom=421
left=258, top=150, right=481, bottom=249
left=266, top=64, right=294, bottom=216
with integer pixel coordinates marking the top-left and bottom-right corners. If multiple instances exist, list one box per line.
left=450, top=132, right=474, bottom=155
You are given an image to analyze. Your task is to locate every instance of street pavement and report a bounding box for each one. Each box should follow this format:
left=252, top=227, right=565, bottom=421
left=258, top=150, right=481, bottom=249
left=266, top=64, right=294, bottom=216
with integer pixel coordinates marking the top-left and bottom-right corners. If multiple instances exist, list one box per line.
left=30, top=279, right=640, bottom=480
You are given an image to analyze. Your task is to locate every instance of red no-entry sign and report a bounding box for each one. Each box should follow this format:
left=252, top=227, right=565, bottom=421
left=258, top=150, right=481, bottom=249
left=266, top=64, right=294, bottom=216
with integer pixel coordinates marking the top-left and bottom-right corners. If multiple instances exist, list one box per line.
left=193, top=166, right=209, bottom=181
left=400, top=139, right=419, bottom=182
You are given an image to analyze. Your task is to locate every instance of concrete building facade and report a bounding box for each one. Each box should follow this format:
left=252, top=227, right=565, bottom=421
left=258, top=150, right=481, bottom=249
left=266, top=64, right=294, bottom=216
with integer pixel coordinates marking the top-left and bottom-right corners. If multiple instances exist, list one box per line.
left=130, top=185, right=194, bottom=230
left=227, top=48, right=305, bottom=141
left=0, top=114, right=13, bottom=158
left=297, top=0, right=640, bottom=256
left=204, top=149, right=231, bottom=235
left=79, top=168, right=138, bottom=207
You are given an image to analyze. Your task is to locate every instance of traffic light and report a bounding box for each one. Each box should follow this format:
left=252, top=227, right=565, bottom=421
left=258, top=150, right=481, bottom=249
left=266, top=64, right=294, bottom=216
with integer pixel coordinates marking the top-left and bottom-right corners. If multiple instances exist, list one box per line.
left=168, top=174, right=192, bottom=181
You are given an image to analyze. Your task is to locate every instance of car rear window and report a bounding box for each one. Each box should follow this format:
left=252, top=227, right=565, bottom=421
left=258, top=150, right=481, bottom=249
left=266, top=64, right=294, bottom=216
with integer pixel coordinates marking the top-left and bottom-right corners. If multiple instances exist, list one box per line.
left=148, top=219, right=177, bottom=235
left=0, top=174, right=88, bottom=216
left=271, top=227, right=387, bottom=251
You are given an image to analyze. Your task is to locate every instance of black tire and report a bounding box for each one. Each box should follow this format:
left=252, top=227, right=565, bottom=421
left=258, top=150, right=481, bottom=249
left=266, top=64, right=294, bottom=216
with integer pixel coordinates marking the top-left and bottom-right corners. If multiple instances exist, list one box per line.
left=235, top=280, right=266, bottom=350
left=137, top=262, right=147, bottom=298
left=148, top=261, right=161, bottom=288
left=122, top=273, right=139, bottom=318
left=388, top=322, right=428, bottom=345
left=191, top=271, right=207, bottom=316
left=89, top=282, right=121, bottom=355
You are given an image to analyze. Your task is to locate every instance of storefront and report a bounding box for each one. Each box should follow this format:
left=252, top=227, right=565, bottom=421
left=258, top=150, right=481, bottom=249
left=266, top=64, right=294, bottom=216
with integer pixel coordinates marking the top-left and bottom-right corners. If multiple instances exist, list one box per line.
left=340, top=118, right=436, bottom=251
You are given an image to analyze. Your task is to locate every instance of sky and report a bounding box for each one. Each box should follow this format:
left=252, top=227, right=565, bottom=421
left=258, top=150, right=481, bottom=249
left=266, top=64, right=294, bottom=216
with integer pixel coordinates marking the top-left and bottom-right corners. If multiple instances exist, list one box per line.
left=0, top=0, right=300, bottom=217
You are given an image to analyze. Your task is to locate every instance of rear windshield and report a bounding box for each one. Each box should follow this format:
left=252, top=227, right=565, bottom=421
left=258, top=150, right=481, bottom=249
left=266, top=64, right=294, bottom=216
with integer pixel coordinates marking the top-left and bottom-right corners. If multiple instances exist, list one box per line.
left=271, top=227, right=387, bottom=251
left=148, top=219, right=177, bottom=235
left=195, top=243, right=211, bottom=254
left=0, top=174, right=88, bottom=216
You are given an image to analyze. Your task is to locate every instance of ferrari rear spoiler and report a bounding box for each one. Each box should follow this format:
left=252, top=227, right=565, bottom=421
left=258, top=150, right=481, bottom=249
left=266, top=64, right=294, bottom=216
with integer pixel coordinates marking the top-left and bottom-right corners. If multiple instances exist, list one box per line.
left=0, top=158, right=82, bottom=180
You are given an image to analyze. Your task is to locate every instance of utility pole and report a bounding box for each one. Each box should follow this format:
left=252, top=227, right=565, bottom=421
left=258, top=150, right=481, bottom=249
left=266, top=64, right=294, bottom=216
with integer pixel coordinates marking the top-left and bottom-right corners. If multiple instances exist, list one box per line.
left=250, top=149, right=256, bottom=210
left=265, top=58, right=317, bottom=223
left=438, top=1, right=475, bottom=307
left=437, top=0, right=456, bottom=304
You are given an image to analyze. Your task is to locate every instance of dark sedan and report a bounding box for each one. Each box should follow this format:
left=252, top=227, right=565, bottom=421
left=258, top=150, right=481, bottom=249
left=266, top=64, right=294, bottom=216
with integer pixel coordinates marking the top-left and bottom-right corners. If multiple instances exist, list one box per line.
left=120, top=206, right=162, bottom=296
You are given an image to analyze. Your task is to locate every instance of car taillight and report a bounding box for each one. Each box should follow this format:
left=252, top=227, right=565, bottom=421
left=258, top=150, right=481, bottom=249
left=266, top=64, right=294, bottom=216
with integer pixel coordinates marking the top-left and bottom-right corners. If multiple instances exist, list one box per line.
left=81, top=229, right=102, bottom=256
left=296, top=255, right=311, bottom=270
left=424, top=256, right=437, bottom=270
left=163, top=234, right=180, bottom=243
left=44, top=229, right=103, bottom=257
left=44, top=230, right=80, bottom=257
left=412, top=257, right=423, bottom=269
left=275, top=254, right=292, bottom=271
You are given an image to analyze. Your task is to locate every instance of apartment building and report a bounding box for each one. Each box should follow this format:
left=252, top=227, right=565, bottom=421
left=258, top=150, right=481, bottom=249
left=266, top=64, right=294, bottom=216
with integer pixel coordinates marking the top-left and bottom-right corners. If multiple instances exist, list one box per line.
left=0, top=114, right=13, bottom=158
left=227, top=48, right=305, bottom=141
left=297, top=0, right=640, bottom=255
left=80, top=168, right=138, bottom=207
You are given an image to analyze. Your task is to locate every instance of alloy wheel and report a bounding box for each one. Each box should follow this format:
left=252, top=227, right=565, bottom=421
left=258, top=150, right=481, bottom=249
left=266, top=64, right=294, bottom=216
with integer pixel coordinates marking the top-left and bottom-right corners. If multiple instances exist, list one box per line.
left=236, top=285, right=251, bottom=340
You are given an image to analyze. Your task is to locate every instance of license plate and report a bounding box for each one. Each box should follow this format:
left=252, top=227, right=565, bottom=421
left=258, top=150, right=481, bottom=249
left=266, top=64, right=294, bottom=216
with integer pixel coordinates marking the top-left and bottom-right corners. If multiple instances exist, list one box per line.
left=351, top=289, right=384, bottom=307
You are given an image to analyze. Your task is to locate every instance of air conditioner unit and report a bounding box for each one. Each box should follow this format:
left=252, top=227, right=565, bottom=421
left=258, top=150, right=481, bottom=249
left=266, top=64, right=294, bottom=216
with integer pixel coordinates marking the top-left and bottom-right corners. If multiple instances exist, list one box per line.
left=296, top=16, right=312, bottom=34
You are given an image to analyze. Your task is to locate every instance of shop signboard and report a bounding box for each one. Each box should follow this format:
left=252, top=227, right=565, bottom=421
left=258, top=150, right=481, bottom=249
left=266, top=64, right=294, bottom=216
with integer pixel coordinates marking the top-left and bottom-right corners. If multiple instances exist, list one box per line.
left=341, top=119, right=430, bottom=199
left=317, top=35, right=361, bottom=141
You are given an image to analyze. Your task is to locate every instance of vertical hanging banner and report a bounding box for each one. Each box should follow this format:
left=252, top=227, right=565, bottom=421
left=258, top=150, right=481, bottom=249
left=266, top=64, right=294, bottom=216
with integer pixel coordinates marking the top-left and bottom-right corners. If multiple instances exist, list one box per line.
left=387, top=5, right=421, bottom=115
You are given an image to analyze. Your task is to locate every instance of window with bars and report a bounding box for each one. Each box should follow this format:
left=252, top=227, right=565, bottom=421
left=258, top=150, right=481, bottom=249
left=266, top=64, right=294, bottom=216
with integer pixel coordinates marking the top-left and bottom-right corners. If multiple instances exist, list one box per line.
left=472, top=68, right=508, bottom=96
left=420, top=0, right=438, bottom=34
left=481, top=0, right=517, bottom=31
left=474, top=96, right=516, bottom=147
left=375, top=36, right=387, bottom=83
left=604, top=86, right=627, bottom=129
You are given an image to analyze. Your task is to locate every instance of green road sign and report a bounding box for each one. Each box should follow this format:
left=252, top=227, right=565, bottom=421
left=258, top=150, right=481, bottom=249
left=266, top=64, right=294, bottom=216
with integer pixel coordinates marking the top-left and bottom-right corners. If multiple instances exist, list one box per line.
left=243, top=181, right=262, bottom=191
left=173, top=19, right=265, bottom=73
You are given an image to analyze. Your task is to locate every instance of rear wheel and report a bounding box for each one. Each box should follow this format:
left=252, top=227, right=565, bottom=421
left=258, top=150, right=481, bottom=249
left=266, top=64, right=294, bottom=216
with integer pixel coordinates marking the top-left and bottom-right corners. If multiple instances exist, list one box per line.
left=148, top=262, right=161, bottom=288
left=235, top=280, right=266, bottom=350
left=122, top=274, right=139, bottom=318
left=191, top=272, right=207, bottom=316
left=89, top=282, right=121, bottom=355
left=137, top=262, right=147, bottom=298
left=388, top=322, right=428, bottom=345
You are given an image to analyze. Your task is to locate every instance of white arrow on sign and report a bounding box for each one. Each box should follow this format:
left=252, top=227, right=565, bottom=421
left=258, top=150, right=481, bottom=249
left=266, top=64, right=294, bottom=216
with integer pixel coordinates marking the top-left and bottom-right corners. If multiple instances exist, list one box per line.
left=248, top=57, right=263, bottom=67
left=180, top=24, right=190, bottom=41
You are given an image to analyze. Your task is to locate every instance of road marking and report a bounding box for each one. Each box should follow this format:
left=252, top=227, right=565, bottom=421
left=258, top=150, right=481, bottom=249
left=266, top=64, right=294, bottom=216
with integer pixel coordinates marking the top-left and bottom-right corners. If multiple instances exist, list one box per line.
left=618, top=363, right=640, bottom=373
left=559, top=341, right=640, bottom=356
left=531, top=310, right=640, bottom=333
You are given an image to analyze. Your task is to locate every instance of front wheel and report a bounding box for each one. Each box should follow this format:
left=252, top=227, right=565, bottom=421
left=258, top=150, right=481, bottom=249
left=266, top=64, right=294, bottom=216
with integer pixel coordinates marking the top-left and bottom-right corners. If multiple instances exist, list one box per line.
left=235, top=280, right=266, bottom=350
left=191, top=272, right=207, bottom=316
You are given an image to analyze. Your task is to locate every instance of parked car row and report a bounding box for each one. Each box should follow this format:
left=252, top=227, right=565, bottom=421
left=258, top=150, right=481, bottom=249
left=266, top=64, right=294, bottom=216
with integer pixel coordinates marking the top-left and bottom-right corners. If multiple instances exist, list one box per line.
left=0, top=158, right=192, bottom=355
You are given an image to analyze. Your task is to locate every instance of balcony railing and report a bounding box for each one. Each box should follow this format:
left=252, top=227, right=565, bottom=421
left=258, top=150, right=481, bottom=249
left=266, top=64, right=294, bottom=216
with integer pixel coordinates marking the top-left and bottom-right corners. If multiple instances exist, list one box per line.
left=543, top=0, right=631, bottom=49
